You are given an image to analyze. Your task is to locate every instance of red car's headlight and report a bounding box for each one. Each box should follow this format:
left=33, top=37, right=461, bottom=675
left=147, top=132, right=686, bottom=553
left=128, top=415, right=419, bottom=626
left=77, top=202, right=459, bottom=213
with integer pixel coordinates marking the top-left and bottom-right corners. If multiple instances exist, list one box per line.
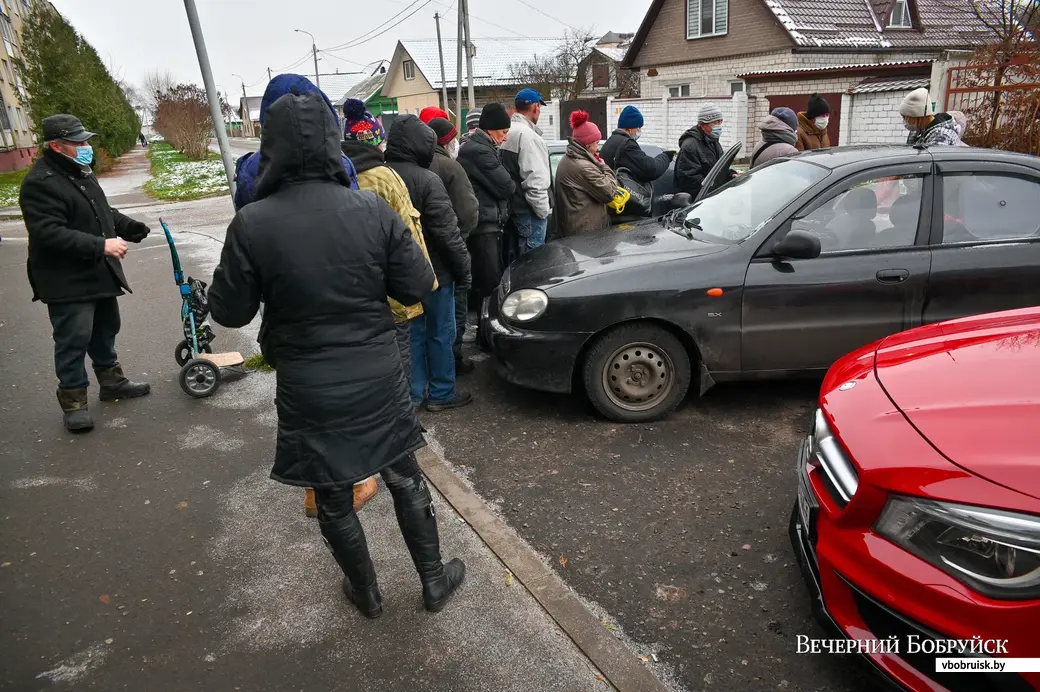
left=875, top=495, right=1040, bottom=600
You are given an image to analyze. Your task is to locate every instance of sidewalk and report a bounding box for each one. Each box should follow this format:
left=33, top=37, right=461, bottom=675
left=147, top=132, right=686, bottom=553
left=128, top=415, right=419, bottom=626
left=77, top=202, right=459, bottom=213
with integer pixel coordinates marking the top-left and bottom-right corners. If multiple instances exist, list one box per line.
left=97, top=145, right=153, bottom=207
left=0, top=188, right=676, bottom=691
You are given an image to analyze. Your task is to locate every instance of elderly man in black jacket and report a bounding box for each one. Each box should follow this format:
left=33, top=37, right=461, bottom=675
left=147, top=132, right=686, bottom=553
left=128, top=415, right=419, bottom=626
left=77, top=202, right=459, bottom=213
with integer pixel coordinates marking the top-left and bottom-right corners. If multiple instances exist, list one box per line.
left=425, top=117, right=479, bottom=376
left=208, top=91, right=465, bottom=619
left=457, top=103, right=515, bottom=303
left=385, top=115, right=473, bottom=412
left=20, top=114, right=152, bottom=433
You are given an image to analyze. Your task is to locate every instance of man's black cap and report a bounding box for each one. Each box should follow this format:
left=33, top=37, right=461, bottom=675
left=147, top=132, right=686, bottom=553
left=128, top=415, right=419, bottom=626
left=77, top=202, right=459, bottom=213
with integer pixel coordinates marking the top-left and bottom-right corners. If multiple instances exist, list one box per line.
left=42, top=114, right=96, bottom=143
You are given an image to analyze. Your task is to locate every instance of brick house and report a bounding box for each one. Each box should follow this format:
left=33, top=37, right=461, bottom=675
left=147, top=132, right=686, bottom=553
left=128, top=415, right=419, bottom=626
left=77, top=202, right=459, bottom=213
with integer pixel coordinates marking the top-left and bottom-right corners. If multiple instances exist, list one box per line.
left=616, top=0, right=991, bottom=152
left=575, top=32, right=639, bottom=99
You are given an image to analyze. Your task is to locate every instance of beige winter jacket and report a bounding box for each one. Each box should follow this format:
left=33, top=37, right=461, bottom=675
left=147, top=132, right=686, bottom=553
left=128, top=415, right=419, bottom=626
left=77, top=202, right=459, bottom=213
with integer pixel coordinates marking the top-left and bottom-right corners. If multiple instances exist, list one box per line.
left=554, top=140, right=618, bottom=238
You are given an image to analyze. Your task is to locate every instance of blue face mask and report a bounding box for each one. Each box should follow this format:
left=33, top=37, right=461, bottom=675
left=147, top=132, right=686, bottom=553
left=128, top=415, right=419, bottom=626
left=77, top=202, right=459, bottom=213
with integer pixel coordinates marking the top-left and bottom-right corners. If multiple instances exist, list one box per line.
left=74, top=145, right=93, bottom=166
left=709, top=126, right=723, bottom=140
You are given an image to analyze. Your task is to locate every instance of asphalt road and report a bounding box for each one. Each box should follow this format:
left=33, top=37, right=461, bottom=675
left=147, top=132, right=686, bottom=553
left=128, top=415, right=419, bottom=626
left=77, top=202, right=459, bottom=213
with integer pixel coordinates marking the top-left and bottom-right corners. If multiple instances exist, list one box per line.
left=210, top=137, right=260, bottom=158
left=426, top=343, right=874, bottom=691
left=0, top=197, right=621, bottom=692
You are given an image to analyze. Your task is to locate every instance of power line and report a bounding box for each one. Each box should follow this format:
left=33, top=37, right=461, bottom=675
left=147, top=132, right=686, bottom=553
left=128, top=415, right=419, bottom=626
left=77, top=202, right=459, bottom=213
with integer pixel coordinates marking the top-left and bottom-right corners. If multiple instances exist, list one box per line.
left=318, top=51, right=371, bottom=69
left=510, top=0, right=577, bottom=30
left=321, top=0, right=436, bottom=53
left=322, top=0, right=424, bottom=52
left=272, top=49, right=315, bottom=73
left=428, top=0, right=531, bottom=38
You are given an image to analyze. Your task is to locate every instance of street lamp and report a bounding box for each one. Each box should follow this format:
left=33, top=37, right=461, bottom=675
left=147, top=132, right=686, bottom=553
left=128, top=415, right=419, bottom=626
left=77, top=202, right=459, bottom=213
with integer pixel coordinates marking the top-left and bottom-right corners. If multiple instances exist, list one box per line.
left=294, top=28, right=320, bottom=89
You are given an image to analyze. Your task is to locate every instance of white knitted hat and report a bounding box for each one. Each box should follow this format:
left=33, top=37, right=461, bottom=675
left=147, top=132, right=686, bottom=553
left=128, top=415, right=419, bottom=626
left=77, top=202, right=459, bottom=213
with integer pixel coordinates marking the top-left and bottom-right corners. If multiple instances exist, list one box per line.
left=698, top=103, right=724, bottom=123
left=899, top=88, right=932, bottom=118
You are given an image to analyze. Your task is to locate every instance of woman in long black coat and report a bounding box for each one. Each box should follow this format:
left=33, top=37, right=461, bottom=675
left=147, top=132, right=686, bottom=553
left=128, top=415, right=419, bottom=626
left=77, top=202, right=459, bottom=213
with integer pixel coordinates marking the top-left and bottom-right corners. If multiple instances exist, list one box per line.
left=208, top=91, right=466, bottom=618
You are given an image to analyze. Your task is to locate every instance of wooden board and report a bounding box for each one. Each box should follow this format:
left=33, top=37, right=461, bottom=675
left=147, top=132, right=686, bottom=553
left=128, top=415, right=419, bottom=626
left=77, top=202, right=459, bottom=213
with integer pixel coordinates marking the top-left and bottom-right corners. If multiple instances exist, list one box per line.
left=200, top=351, right=244, bottom=367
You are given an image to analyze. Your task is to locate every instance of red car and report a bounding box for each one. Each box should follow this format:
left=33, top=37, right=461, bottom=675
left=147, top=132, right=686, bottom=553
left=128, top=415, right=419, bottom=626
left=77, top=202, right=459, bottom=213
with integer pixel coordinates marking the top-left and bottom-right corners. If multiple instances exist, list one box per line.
left=791, top=306, right=1040, bottom=692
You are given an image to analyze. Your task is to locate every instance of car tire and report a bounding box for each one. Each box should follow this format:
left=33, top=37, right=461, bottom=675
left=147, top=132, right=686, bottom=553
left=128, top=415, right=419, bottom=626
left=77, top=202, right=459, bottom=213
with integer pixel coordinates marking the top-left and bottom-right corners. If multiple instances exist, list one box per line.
left=582, top=323, right=691, bottom=423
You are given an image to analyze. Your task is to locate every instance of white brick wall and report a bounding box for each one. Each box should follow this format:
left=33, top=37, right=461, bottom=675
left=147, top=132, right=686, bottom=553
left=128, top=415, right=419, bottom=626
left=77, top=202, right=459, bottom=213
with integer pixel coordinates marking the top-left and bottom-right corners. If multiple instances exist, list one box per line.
left=539, top=100, right=562, bottom=141
left=847, top=90, right=913, bottom=145
left=607, top=93, right=750, bottom=151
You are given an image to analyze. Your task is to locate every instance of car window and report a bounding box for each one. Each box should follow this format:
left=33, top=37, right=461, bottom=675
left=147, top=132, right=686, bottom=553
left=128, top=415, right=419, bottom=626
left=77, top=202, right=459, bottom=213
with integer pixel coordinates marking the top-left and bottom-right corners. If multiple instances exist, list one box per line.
left=679, top=160, right=828, bottom=243
left=790, top=175, right=924, bottom=253
left=942, top=173, right=1040, bottom=244
left=550, top=153, right=564, bottom=180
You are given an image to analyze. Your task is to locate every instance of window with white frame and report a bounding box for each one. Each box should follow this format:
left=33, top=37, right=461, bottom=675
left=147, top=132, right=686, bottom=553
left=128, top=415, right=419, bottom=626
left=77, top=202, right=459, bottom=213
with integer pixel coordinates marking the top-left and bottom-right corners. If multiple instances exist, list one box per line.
left=668, top=84, right=691, bottom=98
left=889, top=0, right=912, bottom=28
left=729, top=80, right=745, bottom=95
left=403, top=60, right=415, bottom=81
left=687, top=0, right=728, bottom=39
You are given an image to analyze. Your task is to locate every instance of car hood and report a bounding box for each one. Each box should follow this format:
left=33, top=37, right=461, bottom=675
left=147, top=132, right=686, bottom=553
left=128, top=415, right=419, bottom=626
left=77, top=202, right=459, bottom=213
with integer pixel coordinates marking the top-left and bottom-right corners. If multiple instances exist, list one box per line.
left=874, top=309, right=1040, bottom=501
left=506, top=218, right=728, bottom=290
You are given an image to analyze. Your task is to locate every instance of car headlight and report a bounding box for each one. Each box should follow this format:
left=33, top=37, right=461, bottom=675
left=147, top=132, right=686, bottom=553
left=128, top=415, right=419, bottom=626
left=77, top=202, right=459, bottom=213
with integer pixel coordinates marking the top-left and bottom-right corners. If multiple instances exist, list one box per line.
left=500, top=289, right=548, bottom=322
left=875, top=495, right=1040, bottom=600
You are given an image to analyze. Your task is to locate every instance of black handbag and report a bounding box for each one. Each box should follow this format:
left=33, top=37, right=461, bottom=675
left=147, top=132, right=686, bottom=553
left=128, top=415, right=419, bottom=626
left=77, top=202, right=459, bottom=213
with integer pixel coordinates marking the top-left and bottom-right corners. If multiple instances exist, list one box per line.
left=615, top=167, right=653, bottom=217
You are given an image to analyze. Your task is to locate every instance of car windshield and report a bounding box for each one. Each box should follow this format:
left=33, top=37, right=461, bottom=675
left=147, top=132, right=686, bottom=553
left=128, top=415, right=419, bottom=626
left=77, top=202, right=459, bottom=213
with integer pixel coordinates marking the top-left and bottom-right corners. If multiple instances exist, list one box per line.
left=677, top=161, right=829, bottom=243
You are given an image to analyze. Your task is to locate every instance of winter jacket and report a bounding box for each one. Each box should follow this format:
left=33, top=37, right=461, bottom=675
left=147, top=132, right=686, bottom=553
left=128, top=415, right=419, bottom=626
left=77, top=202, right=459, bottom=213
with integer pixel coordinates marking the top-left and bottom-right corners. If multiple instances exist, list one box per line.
left=385, top=115, right=471, bottom=289
left=674, top=125, right=732, bottom=199
left=906, top=113, right=964, bottom=147
left=232, top=74, right=359, bottom=209
left=20, top=149, right=150, bottom=304
left=796, top=112, right=831, bottom=151
left=457, top=128, right=515, bottom=233
left=342, top=139, right=437, bottom=322
left=750, top=115, right=800, bottom=169
left=208, top=91, right=434, bottom=489
left=600, top=129, right=671, bottom=185
left=500, top=112, right=551, bottom=219
left=554, top=140, right=617, bottom=238
left=429, top=144, right=480, bottom=241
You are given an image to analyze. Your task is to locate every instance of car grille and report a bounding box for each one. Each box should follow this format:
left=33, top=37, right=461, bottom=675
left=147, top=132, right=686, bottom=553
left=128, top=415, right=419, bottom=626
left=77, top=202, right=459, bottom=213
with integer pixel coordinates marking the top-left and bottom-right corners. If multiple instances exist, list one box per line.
left=809, top=409, right=858, bottom=509
left=849, top=581, right=1032, bottom=692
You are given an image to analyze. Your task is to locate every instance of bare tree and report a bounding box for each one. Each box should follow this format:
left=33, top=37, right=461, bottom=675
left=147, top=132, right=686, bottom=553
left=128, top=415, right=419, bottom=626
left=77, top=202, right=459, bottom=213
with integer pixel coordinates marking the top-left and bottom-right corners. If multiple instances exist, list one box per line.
left=508, top=28, right=597, bottom=101
left=141, top=70, right=177, bottom=116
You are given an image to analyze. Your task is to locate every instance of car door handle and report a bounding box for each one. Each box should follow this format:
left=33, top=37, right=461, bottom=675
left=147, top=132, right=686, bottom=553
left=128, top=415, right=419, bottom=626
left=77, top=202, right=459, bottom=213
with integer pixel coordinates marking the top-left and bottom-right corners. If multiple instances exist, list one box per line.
left=876, top=269, right=910, bottom=284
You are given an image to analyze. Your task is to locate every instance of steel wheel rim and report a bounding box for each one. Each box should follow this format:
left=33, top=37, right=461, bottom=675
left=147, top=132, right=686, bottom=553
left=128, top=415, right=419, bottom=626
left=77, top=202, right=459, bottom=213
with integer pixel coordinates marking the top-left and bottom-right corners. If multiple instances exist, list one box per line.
left=185, top=363, right=217, bottom=394
left=601, top=341, right=674, bottom=412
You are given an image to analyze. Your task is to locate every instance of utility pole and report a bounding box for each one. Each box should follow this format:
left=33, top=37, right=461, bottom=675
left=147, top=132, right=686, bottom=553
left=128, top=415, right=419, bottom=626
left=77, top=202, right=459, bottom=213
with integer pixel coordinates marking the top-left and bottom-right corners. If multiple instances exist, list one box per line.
left=267, top=66, right=272, bottom=82
left=434, top=12, right=449, bottom=112
left=455, top=1, right=464, bottom=131
left=462, top=0, right=476, bottom=114
left=233, top=73, right=250, bottom=135
left=183, top=0, right=236, bottom=198
left=295, top=29, right=320, bottom=89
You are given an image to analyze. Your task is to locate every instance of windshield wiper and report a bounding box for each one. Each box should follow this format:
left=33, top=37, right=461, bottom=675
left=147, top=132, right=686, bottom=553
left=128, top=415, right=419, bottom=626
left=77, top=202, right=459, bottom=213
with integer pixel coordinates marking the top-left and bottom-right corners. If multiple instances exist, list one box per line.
left=679, top=216, right=703, bottom=240
left=662, top=208, right=696, bottom=239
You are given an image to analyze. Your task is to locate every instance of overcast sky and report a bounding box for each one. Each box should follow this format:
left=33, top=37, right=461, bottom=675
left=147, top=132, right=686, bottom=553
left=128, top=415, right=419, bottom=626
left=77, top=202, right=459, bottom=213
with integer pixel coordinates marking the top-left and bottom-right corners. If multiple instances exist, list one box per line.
left=50, top=0, right=652, bottom=100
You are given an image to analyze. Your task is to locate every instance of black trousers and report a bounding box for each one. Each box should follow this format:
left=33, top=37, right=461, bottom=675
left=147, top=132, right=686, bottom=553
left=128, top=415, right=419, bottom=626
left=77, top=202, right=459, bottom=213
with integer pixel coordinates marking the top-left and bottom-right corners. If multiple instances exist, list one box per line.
left=47, top=298, right=120, bottom=390
left=468, top=232, right=504, bottom=300
left=314, top=453, right=424, bottom=522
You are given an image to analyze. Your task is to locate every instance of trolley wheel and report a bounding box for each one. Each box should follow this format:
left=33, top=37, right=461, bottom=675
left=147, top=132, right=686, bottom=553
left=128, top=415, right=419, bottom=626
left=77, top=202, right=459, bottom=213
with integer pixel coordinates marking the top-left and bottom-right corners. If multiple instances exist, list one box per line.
left=179, top=358, right=221, bottom=398
left=175, top=339, right=212, bottom=367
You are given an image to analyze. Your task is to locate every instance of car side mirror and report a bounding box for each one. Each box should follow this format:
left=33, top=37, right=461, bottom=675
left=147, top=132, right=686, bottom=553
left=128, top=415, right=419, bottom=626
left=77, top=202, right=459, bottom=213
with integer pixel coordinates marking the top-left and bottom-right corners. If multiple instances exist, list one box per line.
left=773, top=229, right=821, bottom=260
left=670, top=192, right=692, bottom=209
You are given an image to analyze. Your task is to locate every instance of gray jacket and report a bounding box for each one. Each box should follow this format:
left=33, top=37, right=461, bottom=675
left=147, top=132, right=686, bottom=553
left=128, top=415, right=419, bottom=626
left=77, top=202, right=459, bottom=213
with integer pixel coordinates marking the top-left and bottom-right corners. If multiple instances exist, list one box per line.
left=750, top=115, right=799, bottom=169
left=500, top=112, right=551, bottom=219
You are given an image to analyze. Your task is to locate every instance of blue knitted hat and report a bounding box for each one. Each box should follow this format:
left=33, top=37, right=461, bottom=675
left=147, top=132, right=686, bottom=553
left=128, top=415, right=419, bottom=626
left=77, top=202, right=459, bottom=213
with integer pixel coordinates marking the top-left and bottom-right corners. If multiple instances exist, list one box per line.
left=618, top=105, right=644, bottom=129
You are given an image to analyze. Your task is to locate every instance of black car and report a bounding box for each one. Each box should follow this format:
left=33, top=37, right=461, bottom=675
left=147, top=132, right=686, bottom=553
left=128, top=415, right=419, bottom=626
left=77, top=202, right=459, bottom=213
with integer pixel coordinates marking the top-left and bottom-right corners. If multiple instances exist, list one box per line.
left=481, top=144, right=1040, bottom=422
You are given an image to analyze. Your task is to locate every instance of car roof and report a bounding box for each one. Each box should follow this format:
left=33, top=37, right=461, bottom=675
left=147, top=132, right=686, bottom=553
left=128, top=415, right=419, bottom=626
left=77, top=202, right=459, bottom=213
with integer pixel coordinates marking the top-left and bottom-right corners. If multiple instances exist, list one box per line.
left=788, top=144, right=1040, bottom=171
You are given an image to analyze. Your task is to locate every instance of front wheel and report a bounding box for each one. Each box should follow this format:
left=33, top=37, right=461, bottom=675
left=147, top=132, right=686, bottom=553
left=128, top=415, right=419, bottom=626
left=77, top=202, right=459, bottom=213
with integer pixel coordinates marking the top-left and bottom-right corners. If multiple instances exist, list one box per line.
left=175, top=339, right=212, bottom=367
left=582, top=323, right=691, bottom=423
left=179, top=359, right=221, bottom=398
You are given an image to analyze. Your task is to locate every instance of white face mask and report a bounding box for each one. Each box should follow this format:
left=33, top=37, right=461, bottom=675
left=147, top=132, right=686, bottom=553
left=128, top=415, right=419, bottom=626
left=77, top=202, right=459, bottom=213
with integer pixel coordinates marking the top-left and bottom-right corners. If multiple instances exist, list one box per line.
left=814, top=116, right=829, bottom=130
left=633, top=129, right=642, bottom=141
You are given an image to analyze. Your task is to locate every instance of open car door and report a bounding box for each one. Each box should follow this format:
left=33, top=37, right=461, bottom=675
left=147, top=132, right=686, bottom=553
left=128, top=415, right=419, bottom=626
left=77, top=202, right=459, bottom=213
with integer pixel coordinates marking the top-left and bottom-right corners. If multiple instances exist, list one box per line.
left=694, top=142, right=742, bottom=203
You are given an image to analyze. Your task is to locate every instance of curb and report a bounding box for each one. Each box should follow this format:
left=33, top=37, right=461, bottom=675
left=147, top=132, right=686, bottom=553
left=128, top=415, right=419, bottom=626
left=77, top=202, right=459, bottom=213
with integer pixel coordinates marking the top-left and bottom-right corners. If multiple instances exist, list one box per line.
left=416, top=447, right=672, bottom=692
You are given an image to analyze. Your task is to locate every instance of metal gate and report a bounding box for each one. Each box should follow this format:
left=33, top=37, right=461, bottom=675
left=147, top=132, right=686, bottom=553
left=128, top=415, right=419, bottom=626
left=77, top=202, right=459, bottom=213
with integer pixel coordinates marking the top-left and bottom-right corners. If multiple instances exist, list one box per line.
left=560, top=98, right=608, bottom=140
left=944, top=58, right=1040, bottom=155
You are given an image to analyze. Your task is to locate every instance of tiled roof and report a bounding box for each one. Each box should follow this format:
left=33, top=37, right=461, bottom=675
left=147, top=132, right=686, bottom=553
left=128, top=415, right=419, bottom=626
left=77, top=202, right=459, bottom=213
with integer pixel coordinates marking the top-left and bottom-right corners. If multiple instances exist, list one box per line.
left=739, top=59, right=931, bottom=79
left=849, top=75, right=930, bottom=93
left=337, top=72, right=387, bottom=106
left=762, top=0, right=991, bottom=49
left=401, top=37, right=567, bottom=89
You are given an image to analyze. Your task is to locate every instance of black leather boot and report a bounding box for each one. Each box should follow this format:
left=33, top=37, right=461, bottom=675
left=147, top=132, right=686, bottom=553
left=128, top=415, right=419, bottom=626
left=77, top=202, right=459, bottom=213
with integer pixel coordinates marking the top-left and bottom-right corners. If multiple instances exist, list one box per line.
left=391, top=474, right=466, bottom=612
left=56, top=388, right=93, bottom=432
left=319, top=513, right=383, bottom=619
left=95, top=364, right=151, bottom=402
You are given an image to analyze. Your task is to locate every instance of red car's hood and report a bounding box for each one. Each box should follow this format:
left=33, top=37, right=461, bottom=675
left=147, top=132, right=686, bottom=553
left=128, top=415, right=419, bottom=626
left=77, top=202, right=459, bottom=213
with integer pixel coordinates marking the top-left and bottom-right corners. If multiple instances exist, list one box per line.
left=874, top=308, right=1040, bottom=501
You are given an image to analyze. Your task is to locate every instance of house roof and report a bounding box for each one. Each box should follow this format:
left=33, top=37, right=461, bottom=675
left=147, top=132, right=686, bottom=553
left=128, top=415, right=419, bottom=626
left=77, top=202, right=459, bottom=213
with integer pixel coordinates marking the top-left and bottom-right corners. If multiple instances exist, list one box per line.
left=337, top=71, right=387, bottom=106
left=848, top=75, right=930, bottom=93
left=398, top=37, right=566, bottom=89
left=738, top=59, right=932, bottom=79
left=239, top=96, right=263, bottom=119
left=594, top=45, right=629, bottom=63
left=622, top=0, right=990, bottom=68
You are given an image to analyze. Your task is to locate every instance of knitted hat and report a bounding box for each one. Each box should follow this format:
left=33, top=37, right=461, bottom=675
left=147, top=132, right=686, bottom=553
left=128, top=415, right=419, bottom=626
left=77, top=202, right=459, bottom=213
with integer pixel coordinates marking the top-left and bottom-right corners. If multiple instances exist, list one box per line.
left=419, top=106, right=449, bottom=124
left=770, top=107, right=798, bottom=132
left=569, top=110, right=601, bottom=146
left=342, top=98, right=385, bottom=146
left=466, top=108, right=482, bottom=130
left=806, top=93, right=830, bottom=119
left=428, top=117, right=458, bottom=146
left=698, top=103, right=724, bottom=124
left=479, top=102, right=511, bottom=131
left=899, top=87, right=932, bottom=118
left=618, top=105, right=644, bottom=129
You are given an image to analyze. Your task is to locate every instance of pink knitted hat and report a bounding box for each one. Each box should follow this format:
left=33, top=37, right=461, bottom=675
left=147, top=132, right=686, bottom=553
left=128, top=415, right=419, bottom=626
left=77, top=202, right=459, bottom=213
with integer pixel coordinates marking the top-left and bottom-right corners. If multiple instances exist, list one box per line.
left=570, top=110, right=601, bottom=146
